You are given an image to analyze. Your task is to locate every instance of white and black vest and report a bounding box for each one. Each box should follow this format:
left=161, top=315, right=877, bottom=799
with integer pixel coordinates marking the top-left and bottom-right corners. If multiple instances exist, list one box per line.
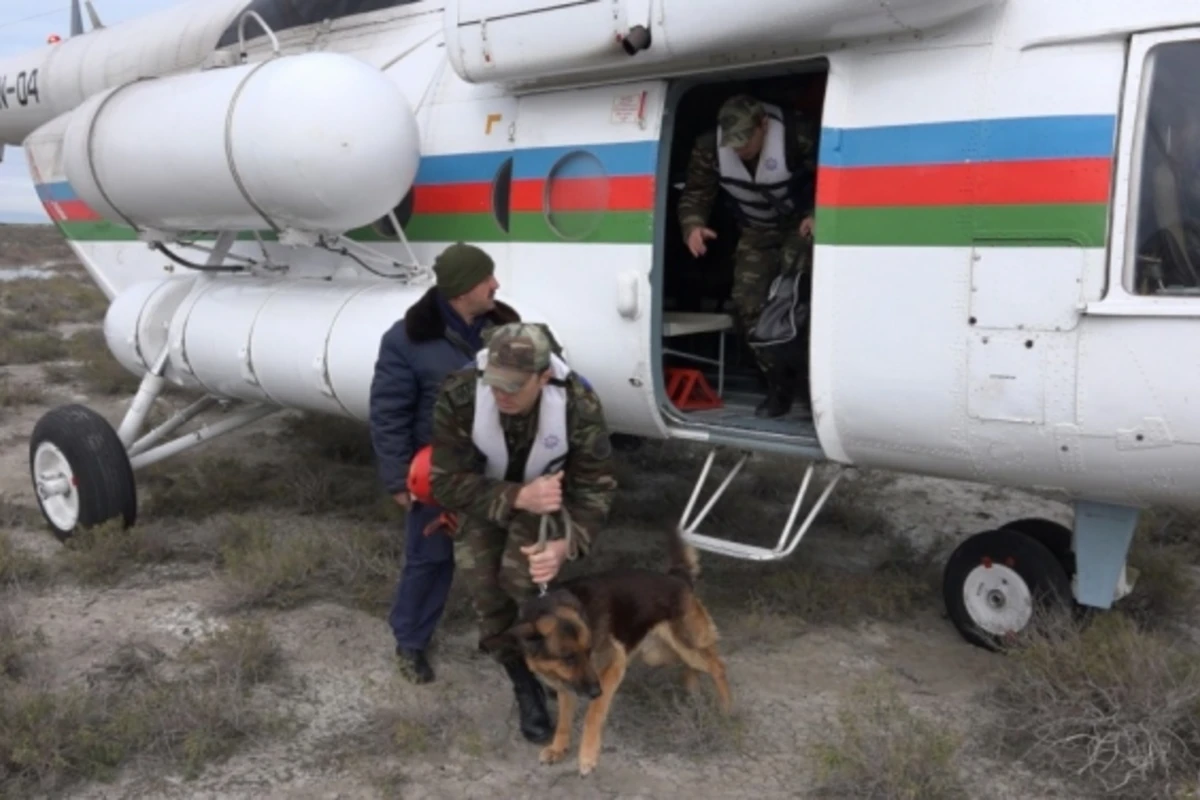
left=717, top=102, right=796, bottom=227
left=471, top=350, right=571, bottom=481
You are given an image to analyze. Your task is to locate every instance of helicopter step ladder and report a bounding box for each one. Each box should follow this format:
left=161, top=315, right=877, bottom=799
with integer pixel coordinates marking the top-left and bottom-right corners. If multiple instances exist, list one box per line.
left=678, top=448, right=849, bottom=561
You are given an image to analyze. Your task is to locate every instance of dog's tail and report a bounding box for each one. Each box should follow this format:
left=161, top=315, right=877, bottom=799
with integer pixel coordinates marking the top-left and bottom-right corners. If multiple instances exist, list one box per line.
left=666, top=525, right=701, bottom=586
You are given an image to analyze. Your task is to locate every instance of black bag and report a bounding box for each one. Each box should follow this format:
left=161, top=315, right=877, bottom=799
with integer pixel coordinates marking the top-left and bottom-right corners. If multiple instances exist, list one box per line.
left=749, top=262, right=807, bottom=349
left=748, top=241, right=812, bottom=386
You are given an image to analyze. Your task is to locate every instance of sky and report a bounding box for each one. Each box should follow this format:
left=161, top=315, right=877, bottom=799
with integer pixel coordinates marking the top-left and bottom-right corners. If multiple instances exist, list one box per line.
left=0, top=0, right=176, bottom=222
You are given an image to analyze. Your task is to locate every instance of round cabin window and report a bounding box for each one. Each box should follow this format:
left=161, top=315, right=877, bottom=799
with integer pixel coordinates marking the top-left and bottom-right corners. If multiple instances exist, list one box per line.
left=543, top=150, right=608, bottom=241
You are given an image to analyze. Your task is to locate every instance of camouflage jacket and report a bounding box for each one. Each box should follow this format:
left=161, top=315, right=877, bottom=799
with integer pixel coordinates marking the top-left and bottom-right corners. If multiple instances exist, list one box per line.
left=428, top=367, right=617, bottom=555
left=677, top=110, right=819, bottom=236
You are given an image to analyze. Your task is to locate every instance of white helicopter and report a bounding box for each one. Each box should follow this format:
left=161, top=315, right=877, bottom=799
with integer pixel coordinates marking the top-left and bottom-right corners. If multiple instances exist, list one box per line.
left=1, top=0, right=1196, bottom=651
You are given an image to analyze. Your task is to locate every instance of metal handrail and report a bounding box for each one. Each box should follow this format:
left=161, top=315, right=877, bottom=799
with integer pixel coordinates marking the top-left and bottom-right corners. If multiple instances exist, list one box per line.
left=238, top=10, right=281, bottom=60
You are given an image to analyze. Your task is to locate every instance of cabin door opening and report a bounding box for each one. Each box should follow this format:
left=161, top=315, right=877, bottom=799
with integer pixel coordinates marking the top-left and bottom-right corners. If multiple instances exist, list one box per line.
left=656, top=64, right=828, bottom=441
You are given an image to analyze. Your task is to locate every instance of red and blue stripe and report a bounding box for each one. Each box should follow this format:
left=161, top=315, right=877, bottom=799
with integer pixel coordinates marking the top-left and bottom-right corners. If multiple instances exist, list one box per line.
left=35, top=113, right=1118, bottom=248
left=816, top=114, right=1116, bottom=246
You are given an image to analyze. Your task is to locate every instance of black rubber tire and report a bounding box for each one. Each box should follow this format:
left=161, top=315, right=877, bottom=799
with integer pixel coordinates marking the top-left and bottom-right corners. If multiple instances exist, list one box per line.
left=1002, top=517, right=1075, bottom=576
left=942, top=527, right=1073, bottom=652
left=28, top=404, right=137, bottom=542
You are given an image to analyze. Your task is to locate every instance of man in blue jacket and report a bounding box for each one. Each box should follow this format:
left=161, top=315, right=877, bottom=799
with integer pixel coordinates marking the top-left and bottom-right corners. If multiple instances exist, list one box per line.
left=369, top=242, right=521, bottom=683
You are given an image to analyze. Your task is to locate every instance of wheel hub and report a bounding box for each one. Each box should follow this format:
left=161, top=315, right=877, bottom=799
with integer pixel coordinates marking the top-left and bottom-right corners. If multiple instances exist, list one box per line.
left=36, top=475, right=71, bottom=499
left=32, top=441, right=79, bottom=533
left=962, top=562, right=1032, bottom=636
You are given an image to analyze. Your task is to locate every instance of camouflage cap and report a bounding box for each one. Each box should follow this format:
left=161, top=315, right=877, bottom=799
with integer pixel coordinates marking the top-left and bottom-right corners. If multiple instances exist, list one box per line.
left=717, top=94, right=765, bottom=149
left=481, top=323, right=552, bottom=393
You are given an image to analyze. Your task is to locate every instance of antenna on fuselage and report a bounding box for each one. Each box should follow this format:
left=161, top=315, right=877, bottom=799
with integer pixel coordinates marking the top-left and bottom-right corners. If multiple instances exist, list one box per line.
left=84, top=1, right=105, bottom=31
left=69, top=0, right=83, bottom=36
left=69, top=0, right=104, bottom=37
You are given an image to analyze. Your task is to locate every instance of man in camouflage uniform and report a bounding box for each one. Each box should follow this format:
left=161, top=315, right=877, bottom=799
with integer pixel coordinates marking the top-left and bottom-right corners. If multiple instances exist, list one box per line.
left=677, top=93, right=818, bottom=418
left=428, top=322, right=617, bottom=745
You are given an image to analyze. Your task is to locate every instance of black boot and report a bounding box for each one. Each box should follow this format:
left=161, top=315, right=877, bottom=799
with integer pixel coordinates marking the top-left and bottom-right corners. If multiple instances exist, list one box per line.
left=502, top=657, right=553, bottom=744
left=395, top=647, right=434, bottom=684
left=755, top=373, right=794, bottom=419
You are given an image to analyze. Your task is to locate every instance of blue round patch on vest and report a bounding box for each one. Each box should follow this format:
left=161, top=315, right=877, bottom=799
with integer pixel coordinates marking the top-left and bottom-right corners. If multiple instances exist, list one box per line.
left=764, top=157, right=778, bottom=171
left=544, top=435, right=561, bottom=449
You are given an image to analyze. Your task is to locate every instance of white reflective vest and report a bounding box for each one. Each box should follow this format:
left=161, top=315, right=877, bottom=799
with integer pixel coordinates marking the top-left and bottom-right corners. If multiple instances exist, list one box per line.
left=717, top=102, right=796, bottom=226
left=472, top=350, right=571, bottom=481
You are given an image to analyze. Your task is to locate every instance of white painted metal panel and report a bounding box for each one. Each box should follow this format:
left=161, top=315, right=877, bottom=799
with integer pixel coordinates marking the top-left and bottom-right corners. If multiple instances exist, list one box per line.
left=1076, top=318, right=1200, bottom=445
left=457, top=0, right=598, bottom=22
left=969, top=247, right=1085, bottom=331
left=966, top=333, right=1044, bottom=424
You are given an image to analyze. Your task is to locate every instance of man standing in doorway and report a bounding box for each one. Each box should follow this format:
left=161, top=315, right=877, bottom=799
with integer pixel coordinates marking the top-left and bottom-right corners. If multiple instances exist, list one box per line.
left=369, top=242, right=521, bottom=684
left=677, top=93, right=819, bottom=418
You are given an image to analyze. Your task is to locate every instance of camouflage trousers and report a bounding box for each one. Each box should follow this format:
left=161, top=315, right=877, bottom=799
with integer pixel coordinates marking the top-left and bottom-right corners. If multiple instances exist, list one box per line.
left=452, top=512, right=543, bottom=664
left=730, top=223, right=808, bottom=375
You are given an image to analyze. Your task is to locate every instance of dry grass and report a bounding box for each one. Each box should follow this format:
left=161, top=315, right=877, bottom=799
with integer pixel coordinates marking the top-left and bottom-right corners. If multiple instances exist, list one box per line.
left=57, top=519, right=176, bottom=587
left=0, top=224, right=76, bottom=267
left=139, top=450, right=395, bottom=524
left=809, top=673, right=967, bottom=799
left=319, top=685, right=493, bottom=793
left=1120, top=510, right=1200, bottom=630
left=0, top=608, right=39, bottom=685
left=0, top=500, right=44, bottom=532
left=0, top=274, right=108, bottom=328
left=696, top=536, right=941, bottom=636
left=40, top=363, right=75, bottom=385
left=0, top=373, right=46, bottom=409
left=0, top=252, right=122, bottom=391
left=280, top=412, right=377, bottom=466
left=183, top=617, right=285, bottom=691
left=0, top=616, right=286, bottom=798
left=61, top=328, right=139, bottom=396
left=603, top=665, right=748, bottom=758
left=988, top=610, right=1200, bottom=798
left=211, top=514, right=402, bottom=615
left=0, top=331, right=68, bottom=366
left=343, top=697, right=480, bottom=759
left=0, top=533, right=47, bottom=591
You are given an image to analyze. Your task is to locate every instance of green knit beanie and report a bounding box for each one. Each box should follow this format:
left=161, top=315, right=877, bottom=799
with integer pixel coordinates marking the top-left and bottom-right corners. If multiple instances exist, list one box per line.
left=433, top=242, right=494, bottom=298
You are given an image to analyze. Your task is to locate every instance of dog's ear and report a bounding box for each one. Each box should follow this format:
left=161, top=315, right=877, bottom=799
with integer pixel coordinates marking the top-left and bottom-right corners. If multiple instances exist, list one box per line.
left=508, top=621, right=542, bottom=642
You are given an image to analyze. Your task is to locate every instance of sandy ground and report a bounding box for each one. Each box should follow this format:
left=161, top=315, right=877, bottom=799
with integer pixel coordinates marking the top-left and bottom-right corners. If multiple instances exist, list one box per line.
left=0, top=240, right=1098, bottom=799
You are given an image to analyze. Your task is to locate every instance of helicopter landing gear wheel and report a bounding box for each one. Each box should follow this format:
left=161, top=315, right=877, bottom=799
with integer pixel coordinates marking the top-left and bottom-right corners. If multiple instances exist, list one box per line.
left=943, top=527, right=1072, bottom=652
left=1001, top=517, right=1075, bottom=576
left=29, top=404, right=137, bottom=542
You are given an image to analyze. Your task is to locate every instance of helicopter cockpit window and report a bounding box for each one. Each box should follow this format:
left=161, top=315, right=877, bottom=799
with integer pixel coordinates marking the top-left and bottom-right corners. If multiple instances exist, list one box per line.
left=217, top=0, right=420, bottom=48
left=1131, top=40, right=1200, bottom=296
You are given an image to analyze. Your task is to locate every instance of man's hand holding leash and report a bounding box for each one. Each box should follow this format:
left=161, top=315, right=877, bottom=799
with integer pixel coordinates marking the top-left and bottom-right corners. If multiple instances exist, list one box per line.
left=517, top=471, right=573, bottom=587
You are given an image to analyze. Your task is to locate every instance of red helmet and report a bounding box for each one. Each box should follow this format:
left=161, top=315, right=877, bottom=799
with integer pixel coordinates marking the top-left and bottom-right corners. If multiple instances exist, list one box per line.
left=407, top=444, right=435, bottom=504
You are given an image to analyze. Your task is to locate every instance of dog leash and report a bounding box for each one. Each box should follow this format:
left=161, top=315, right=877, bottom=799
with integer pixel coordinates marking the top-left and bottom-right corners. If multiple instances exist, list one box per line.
left=534, top=507, right=578, bottom=596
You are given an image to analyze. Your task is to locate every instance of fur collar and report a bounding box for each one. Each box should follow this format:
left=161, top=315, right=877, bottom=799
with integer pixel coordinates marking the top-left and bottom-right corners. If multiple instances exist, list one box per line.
left=404, top=286, right=520, bottom=344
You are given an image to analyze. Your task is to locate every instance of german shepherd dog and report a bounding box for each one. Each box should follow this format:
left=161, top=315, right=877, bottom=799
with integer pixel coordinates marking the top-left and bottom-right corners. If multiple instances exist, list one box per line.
left=504, top=526, right=732, bottom=776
